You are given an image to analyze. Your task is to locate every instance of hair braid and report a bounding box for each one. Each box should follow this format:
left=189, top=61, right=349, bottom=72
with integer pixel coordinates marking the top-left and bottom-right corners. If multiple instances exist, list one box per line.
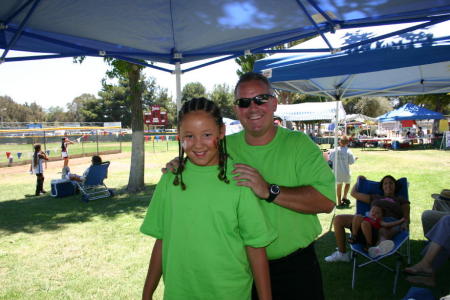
left=173, top=140, right=187, bottom=190
left=217, top=137, right=229, bottom=183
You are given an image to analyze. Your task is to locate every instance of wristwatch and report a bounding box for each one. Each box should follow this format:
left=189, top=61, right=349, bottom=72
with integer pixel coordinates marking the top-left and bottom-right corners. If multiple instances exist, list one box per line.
left=266, top=184, right=280, bottom=202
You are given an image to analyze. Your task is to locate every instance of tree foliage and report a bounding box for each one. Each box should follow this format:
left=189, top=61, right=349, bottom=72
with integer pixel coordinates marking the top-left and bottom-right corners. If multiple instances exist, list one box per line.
left=353, top=97, right=392, bottom=117
left=209, top=83, right=236, bottom=119
left=181, top=82, right=207, bottom=102
left=0, top=95, right=46, bottom=123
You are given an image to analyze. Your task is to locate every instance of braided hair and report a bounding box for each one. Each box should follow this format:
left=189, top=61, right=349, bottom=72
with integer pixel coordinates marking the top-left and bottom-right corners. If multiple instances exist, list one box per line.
left=173, top=97, right=229, bottom=190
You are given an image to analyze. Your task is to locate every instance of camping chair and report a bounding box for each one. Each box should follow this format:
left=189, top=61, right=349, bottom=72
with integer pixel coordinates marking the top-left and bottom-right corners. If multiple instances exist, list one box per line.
left=76, top=162, right=113, bottom=202
left=350, top=177, right=411, bottom=294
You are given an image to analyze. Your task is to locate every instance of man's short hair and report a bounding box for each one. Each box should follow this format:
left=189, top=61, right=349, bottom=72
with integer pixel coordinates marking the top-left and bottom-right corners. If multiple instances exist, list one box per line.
left=234, top=72, right=274, bottom=97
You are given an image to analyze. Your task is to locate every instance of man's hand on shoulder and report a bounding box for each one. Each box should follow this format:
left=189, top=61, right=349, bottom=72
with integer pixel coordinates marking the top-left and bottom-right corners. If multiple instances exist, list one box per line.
left=161, top=157, right=179, bottom=174
left=232, top=163, right=269, bottom=199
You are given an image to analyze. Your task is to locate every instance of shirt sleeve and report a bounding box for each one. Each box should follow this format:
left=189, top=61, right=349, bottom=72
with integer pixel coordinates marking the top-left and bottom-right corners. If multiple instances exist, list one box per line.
left=295, top=134, right=336, bottom=203
left=348, top=149, right=355, bottom=165
left=236, top=187, right=277, bottom=248
left=140, top=174, right=169, bottom=239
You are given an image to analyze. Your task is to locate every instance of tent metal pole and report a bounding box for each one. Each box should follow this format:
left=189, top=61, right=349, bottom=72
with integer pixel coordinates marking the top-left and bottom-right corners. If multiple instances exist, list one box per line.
left=334, top=98, right=340, bottom=184
left=175, top=62, right=182, bottom=112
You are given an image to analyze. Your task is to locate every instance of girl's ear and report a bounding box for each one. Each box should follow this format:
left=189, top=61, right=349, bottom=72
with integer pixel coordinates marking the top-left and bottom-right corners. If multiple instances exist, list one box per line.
left=219, top=124, right=226, bottom=139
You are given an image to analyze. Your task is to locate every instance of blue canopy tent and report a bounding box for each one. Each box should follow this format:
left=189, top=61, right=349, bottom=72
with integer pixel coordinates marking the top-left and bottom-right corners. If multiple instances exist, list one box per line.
left=1, top=0, right=450, bottom=110
left=377, top=103, right=444, bottom=122
left=253, top=20, right=450, bottom=149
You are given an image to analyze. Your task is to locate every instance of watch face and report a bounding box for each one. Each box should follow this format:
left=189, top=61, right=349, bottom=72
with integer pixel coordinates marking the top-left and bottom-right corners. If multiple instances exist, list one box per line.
left=270, top=184, right=280, bottom=195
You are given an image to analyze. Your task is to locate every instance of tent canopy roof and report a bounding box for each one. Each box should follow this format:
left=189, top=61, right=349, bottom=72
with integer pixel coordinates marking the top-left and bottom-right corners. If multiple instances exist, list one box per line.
left=1, top=0, right=450, bottom=72
left=377, top=103, right=444, bottom=122
left=254, top=20, right=450, bottom=99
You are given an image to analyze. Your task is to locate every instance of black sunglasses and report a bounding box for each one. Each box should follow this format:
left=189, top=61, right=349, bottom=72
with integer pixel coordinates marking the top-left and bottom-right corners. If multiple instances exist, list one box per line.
left=234, top=94, right=273, bottom=108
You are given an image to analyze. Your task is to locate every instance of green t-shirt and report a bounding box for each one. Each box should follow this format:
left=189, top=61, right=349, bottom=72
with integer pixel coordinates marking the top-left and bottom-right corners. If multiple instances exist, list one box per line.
left=227, top=127, right=336, bottom=259
left=141, top=159, right=277, bottom=300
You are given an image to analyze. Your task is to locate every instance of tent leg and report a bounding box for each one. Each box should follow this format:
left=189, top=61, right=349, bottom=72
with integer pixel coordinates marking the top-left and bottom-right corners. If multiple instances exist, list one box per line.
left=175, top=62, right=182, bottom=113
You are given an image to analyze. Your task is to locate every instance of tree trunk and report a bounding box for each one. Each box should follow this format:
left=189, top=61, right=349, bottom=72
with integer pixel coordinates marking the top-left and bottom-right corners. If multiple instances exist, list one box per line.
left=127, top=64, right=145, bottom=193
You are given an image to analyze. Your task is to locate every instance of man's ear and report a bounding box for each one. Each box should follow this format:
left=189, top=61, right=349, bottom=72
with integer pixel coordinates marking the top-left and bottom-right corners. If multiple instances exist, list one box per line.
left=271, top=96, right=278, bottom=112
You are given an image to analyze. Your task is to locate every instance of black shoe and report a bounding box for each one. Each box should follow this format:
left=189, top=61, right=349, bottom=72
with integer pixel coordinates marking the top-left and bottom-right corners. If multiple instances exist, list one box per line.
left=41, top=190, right=47, bottom=194
left=342, top=198, right=351, bottom=207
left=336, top=204, right=345, bottom=209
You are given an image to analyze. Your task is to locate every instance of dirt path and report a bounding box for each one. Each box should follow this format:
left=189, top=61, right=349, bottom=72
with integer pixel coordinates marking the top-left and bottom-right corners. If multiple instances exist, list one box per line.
left=0, top=152, right=131, bottom=176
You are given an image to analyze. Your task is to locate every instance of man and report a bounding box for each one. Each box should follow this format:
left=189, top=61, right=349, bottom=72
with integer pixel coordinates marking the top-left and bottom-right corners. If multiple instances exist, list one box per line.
left=164, top=72, right=335, bottom=299
left=228, top=72, right=335, bottom=299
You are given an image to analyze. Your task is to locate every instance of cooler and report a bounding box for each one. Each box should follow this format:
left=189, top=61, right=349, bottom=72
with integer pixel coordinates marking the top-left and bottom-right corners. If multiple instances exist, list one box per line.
left=50, top=179, right=76, bottom=197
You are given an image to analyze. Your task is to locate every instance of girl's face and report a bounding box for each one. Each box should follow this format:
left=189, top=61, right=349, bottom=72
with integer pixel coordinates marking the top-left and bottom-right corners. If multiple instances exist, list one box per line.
left=180, top=111, right=224, bottom=167
left=369, top=206, right=383, bottom=219
left=382, top=177, right=396, bottom=196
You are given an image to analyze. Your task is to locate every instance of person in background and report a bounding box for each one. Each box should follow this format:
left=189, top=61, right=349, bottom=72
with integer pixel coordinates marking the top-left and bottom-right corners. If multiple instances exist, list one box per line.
left=325, top=175, right=410, bottom=262
left=63, top=155, right=103, bottom=182
left=329, top=136, right=357, bottom=208
left=404, top=215, right=450, bottom=287
left=61, top=137, right=75, bottom=167
left=31, top=144, right=48, bottom=196
left=348, top=204, right=405, bottom=257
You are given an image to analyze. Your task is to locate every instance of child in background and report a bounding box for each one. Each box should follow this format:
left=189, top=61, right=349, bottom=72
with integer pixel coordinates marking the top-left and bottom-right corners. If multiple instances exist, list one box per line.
left=140, top=98, right=276, bottom=300
left=61, top=137, right=75, bottom=167
left=348, top=203, right=405, bottom=257
left=329, top=135, right=356, bottom=208
left=31, top=144, right=48, bottom=196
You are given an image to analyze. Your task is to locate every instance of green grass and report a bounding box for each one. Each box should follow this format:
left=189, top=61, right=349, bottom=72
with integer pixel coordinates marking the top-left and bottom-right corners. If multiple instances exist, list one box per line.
left=0, top=147, right=449, bottom=299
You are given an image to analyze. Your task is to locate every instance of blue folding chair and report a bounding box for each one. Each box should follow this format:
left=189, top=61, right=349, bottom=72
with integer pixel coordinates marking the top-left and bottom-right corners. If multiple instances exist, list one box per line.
left=350, top=177, right=411, bottom=294
left=76, top=162, right=113, bottom=202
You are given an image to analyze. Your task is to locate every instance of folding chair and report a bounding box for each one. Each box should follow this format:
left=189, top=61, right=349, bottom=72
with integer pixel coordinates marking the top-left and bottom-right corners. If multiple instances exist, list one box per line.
left=76, top=162, right=113, bottom=202
left=350, top=177, right=411, bottom=294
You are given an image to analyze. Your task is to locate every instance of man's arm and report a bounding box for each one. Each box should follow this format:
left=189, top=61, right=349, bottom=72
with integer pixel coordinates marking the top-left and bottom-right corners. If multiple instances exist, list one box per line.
left=142, top=239, right=163, bottom=300
left=246, top=246, right=271, bottom=300
left=232, top=164, right=334, bottom=214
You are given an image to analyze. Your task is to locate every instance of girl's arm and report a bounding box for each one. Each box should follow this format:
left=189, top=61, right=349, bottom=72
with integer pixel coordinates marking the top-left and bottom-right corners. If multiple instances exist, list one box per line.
left=246, top=246, right=271, bottom=300
left=38, top=151, right=49, bottom=160
left=142, top=239, right=163, bottom=300
left=380, top=217, right=405, bottom=228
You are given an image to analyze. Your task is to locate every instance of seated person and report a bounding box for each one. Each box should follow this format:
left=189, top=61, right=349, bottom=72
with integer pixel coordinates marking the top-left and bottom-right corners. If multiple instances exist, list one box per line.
left=404, top=215, right=450, bottom=287
left=422, top=189, right=450, bottom=235
left=64, top=155, right=103, bottom=182
left=348, top=204, right=405, bottom=257
left=325, top=175, right=410, bottom=262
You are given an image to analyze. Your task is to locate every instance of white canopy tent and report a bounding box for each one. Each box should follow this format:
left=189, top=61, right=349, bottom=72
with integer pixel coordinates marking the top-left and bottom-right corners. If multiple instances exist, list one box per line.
left=275, top=101, right=346, bottom=122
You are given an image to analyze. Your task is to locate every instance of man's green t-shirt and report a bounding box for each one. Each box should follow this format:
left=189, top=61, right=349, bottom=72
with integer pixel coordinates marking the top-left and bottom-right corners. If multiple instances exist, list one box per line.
left=141, top=159, right=277, bottom=300
left=227, top=127, right=336, bottom=260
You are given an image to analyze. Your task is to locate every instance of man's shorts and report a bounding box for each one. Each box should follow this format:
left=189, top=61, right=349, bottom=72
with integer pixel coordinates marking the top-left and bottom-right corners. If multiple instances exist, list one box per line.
left=61, top=151, right=68, bottom=158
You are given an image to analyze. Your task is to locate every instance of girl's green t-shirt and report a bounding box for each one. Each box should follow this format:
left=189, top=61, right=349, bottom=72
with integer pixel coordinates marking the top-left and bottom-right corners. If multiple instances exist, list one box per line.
left=141, top=159, right=277, bottom=300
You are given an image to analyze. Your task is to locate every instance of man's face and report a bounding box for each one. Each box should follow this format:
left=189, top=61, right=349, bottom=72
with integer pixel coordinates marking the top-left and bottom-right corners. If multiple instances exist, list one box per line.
left=233, top=80, right=277, bottom=140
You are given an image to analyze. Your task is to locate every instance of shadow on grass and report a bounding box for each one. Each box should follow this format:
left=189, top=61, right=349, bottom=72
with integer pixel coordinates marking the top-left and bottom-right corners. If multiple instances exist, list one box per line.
left=316, top=231, right=449, bottom=300
left=0, top=183, right=156, bottom=235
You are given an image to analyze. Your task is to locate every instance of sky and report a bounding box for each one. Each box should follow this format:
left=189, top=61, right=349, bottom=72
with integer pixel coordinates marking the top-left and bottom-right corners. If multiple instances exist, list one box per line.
left=0, top=51, right=241, bottom=110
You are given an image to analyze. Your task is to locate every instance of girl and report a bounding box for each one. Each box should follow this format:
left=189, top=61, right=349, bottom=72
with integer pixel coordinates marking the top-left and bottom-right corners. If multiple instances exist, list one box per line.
left=31, top=144, right=48, bottom=196
left=61, top=137, right=75, bottom=167
left=348, top=204, right=405, bottom=257
left=329, top=135, right=356, bottom=208
left=140, top=98, right=276, bottom=300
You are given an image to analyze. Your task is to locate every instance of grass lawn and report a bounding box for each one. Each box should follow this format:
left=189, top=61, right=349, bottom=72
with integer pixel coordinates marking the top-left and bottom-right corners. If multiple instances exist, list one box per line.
left=0, top=144, right=449, bottom=299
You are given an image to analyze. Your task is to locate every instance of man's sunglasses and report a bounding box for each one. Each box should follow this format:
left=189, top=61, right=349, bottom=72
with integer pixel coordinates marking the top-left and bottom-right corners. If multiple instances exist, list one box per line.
left=234, top=94, right=273, bottom=108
